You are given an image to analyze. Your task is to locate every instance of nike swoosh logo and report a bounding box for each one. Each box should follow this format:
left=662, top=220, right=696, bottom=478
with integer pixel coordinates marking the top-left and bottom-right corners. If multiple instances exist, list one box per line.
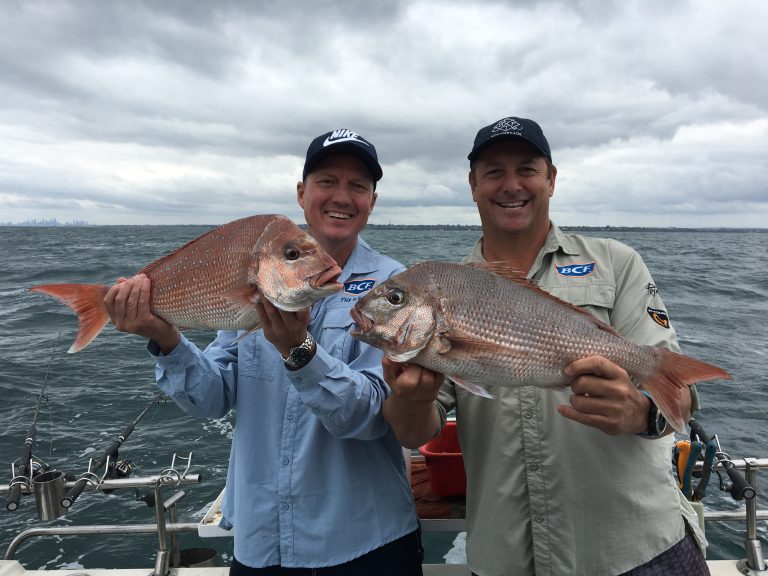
left=323, top=136, right=370, bottom=147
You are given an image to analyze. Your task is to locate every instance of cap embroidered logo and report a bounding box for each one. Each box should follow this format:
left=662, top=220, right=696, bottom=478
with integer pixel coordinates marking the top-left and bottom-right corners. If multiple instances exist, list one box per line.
left=492, top=118, right=523, bottom=133
left=323, top=129, right=370, bottom=147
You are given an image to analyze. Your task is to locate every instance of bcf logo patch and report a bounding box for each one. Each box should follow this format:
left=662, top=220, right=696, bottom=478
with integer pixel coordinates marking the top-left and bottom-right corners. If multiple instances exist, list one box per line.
left=344, top=278, right=376, bottom=295
left=555, top=262, right=596, bottom=277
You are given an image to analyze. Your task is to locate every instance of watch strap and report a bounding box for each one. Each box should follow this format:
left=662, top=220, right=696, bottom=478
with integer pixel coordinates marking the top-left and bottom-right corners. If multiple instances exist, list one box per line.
left=637, top=390, right=667, bottom=438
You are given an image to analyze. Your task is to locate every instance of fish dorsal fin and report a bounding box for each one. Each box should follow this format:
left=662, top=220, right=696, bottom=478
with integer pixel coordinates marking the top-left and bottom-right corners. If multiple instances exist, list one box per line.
left=466, top=261, right=621, bottom=338
left=467, top=261, right=529, bottom=280
left=140, top=215, right=278, bottom=276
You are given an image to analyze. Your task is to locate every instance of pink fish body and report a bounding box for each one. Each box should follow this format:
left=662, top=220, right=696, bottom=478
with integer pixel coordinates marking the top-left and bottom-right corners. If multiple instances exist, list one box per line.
left=31, top=214, right=342, bottom=352
left=351, top=261, right=731, bottom=432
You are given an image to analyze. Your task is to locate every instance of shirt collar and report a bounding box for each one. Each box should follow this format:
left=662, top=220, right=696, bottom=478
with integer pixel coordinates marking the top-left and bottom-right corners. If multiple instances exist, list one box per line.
left=340, top=236, right=378, bottom=280
left=464, top=222, right=581, bottom=266
left=546, top=223, right=581, bottom=257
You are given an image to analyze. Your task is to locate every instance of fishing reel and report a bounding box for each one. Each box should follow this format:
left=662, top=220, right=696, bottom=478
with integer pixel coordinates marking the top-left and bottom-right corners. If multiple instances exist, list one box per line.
left=102, top=457, right=136, bottom=494
left=8, top=457, right=49, bottom=492
left=673, top=419, right=755, bottom=503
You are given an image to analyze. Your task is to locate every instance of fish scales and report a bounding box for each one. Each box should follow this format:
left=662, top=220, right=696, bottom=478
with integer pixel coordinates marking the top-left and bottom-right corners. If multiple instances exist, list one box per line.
left=418, top=261, right=645, bottom=386
left=143, top=215, right=273, bottom=329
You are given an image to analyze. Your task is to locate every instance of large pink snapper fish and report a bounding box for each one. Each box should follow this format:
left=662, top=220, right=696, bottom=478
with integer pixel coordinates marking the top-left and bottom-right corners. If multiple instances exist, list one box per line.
left=350, top=261, right=731, bottom=432
left=32, top=214, right=342, bottom=353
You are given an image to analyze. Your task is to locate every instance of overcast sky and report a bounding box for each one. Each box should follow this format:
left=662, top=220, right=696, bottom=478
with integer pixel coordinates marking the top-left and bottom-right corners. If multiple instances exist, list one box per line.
left=1, top=0, right=766, bottom=227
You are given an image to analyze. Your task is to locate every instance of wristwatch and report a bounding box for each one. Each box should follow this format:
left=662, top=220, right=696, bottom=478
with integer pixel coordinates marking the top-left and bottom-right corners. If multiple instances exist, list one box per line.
left=637, top=390, right=668, bottom=438
left=282, top=332, right=316, bottom=371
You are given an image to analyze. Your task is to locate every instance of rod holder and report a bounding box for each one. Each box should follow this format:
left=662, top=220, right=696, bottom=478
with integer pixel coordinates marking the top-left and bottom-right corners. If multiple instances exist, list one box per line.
left=32, top=470, right=66, bottom=521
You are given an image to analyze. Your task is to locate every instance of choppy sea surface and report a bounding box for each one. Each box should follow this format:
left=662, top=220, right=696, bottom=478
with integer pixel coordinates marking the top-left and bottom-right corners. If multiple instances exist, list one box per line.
left=1, top=225, right=767, bottom=569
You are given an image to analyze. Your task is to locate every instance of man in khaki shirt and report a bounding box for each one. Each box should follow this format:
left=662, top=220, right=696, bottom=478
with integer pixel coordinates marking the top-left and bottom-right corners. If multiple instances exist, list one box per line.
left=383, top=117, right=709, bottom=576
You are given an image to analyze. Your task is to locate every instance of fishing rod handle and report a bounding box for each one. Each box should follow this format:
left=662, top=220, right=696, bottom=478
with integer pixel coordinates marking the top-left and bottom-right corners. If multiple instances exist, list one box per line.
left=727, top=465, right=756, bottom=500
left=6, top=484, right=22, bottom=511
left=61, top=478, right=88, bottom=509
left=7, top=442, right=34, bottom=512
left=688, top=419, right=712, bottom=442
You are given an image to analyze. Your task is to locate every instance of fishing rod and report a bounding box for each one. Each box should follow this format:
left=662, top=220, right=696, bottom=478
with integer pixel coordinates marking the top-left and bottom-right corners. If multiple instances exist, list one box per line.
left=6, top=342, right=57, bottom=512
left=61, top=391, right=166, bottom=510
left=674, top=418, right=755, bottom=502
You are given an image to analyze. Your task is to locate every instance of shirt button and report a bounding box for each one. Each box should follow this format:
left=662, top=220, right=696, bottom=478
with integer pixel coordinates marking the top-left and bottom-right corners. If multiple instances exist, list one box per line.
left=287, top=413, right=294, bottom=421
left=282, top=457, right=289, bottom=466
left=523, top=410, right=534, bottom=419
left=529, top=463, right=539, bottom=472
left=280, top=503, right=289, bottom=511
left=535, top=514, right=544, bottom=523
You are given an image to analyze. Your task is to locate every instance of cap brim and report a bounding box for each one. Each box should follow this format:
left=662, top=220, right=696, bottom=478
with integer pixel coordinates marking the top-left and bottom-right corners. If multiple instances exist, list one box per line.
left=468, top=134, right=551, bottom=162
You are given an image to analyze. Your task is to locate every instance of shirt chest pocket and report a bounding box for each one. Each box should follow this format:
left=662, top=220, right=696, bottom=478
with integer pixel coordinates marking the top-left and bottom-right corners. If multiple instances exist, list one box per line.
left=238, top=331, right=279, bottom=383
left=539, top=283, right=616, bottom=324
left=317, top=307, right=356, bottom=360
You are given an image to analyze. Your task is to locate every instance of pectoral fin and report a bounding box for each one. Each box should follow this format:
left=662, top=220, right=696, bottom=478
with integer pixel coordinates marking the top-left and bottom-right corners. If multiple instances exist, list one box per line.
left=220, top=287, right=259, bottom=323
left=445, top=335, right=512, bottom=357
left=449, top=374, right=495, bottom=399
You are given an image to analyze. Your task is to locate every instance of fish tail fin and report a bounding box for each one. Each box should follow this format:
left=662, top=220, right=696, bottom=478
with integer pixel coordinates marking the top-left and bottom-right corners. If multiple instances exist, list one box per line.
left=641, top=349, right=731, bottom=433
left=30, top=283, right=111, bottom=353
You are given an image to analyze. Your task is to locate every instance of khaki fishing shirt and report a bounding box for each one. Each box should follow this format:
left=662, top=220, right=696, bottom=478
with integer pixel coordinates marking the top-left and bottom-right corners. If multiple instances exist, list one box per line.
left=436, top=224, right=703, bottom=576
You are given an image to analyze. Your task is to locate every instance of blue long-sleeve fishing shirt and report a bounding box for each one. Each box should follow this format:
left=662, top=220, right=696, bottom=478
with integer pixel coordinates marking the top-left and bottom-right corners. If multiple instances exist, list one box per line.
left=149, top=237, right=417, bottom=568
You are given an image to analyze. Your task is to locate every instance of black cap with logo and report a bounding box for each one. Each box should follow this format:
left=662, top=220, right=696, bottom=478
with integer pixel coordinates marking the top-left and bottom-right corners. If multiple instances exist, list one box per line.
left=303, top=129, right=383, bottom=183
left=467, top=117, right=552, bottom=164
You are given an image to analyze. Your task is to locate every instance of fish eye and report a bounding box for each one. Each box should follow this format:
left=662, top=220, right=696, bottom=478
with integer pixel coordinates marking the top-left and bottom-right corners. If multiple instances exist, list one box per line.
left=386, top=288, right=405, bottom=305
left=284, top=245, right=300, bottom=260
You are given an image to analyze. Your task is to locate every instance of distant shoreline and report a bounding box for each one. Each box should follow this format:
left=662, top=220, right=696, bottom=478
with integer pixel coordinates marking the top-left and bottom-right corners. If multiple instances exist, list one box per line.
left=1, top=222, right=765, bottom=232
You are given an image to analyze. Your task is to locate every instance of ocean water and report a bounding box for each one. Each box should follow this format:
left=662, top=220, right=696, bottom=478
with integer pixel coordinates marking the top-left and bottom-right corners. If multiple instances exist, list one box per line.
left=1, top=225, right=767, bottom=569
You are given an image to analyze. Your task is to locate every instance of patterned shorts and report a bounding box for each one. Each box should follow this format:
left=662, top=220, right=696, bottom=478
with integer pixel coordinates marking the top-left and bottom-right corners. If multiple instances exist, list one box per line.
left=619, top=532, right=710, bottom=576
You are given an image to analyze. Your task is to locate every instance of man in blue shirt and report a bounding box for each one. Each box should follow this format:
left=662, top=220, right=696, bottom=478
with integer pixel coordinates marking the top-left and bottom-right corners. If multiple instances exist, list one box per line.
left=104, top=130, right=422, bottom=575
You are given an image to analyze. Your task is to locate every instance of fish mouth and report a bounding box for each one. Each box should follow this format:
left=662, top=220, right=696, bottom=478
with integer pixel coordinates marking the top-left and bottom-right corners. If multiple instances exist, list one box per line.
left=350, top=306, right=374, bottom=336
left=310, top=265, right=343, bottom=291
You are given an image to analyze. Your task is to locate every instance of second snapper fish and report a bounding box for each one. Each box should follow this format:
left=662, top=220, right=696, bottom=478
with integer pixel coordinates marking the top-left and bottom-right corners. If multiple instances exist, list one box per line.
left=350, top=260, right=731, bottom=432
left=31, top=214, right=343, bottom=353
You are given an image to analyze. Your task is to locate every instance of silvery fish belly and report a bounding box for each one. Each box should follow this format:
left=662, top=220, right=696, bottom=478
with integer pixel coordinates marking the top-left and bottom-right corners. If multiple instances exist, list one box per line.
left=350, top=260, right=730, bottom=432
left=30, top=214, right=343, bottom=353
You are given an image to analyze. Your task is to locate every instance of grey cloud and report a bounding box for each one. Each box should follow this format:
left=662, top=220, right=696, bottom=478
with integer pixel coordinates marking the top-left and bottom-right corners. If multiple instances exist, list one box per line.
left=0, top=0, right=766, bottom=226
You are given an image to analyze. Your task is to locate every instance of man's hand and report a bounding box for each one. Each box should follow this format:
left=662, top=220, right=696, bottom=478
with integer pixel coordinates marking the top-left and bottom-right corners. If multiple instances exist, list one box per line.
left=557, top=356, right=649, bottom=436
left=104, top=274, right=180, bottom=354
left=383, top=358, right=444, bottom=404
left=382, top=358, right=444, bottom=448
left=256, top=293, right=311, bottom=358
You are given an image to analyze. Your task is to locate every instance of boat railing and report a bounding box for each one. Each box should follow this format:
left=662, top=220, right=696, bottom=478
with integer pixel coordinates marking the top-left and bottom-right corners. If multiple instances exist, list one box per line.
left=2, top=452, right=207, bottom=575
left=3, top=444, right=768, bottom=574
left=692, top=457, right=768, bottom=574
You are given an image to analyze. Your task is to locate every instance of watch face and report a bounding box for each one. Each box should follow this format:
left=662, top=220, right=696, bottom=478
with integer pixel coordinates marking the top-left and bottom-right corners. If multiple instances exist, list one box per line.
left=290, top=347, right=313, bottom=366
